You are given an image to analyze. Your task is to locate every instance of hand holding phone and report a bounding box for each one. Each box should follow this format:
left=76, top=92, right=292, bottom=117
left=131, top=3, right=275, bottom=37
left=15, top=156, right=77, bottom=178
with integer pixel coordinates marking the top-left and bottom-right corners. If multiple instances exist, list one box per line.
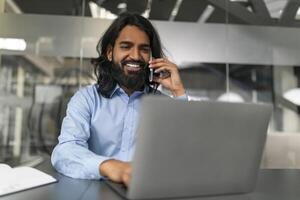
left=149, top=52, right=170, bottom=83
left=148, top=54, right=185, bottom=97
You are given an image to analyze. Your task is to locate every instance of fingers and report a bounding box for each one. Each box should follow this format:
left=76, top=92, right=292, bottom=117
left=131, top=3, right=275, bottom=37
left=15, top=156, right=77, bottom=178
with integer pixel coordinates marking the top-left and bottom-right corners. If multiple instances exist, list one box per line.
left=153, top=66, right=169, bottom=74
left=149, top=57, right=167, bottom=64
left=149, top=58, right=173, bottom=69
left=148, top=57, right=185, bottom=97
left=122, top=163, right=131, bottom=187
left=99, top=160, right=132, bottom=186
left=149, top=58, right=177, bottom=83
left=152, top=76, right=161, bottom=83
left=149, top=58, right=178, bottom=75
left=124, top=163, right=132, bottom=175
left=122, top=172, right=131, bottom=187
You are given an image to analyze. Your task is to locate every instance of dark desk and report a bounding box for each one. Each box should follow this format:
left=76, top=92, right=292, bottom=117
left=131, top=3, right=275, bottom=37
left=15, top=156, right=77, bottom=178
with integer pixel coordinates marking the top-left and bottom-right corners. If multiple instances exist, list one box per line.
left=2, top=158, right=300, bottom=200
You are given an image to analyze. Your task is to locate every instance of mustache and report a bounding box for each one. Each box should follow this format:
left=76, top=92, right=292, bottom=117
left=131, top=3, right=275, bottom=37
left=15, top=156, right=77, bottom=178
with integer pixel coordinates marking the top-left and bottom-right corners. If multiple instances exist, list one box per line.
left=120, top=59, right=147, bottom=67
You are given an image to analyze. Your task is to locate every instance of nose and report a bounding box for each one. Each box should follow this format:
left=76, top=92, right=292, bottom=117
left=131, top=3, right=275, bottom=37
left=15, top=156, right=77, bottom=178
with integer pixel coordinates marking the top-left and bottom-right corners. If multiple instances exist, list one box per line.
left=129, top=47, right=141, bottom=60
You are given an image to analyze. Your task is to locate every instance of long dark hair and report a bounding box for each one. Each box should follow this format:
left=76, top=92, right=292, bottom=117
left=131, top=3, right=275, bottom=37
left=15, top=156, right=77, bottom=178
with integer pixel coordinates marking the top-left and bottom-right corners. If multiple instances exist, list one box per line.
left=91, top=12, right=165, bottom=98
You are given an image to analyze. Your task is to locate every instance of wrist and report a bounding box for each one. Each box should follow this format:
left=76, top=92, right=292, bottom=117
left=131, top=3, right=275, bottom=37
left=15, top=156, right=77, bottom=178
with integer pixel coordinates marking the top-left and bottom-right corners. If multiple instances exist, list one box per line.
left=99, top=159, right=115, bottom=177
left=171, top=88, right=185, bottom=97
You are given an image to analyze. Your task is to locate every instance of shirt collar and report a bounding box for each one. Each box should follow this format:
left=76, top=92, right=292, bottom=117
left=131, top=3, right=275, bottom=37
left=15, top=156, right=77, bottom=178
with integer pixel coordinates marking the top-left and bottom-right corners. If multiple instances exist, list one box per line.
left=109, top=84, right=151, bottom=98
left=109, top=84, right=120, bottom=98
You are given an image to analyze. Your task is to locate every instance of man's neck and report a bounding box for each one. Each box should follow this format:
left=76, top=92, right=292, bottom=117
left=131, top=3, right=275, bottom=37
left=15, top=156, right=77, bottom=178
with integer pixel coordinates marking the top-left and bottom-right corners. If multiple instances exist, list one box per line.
left=120, top=85, right=144, bottom=97
left=122, top=86, right=133, bottom=96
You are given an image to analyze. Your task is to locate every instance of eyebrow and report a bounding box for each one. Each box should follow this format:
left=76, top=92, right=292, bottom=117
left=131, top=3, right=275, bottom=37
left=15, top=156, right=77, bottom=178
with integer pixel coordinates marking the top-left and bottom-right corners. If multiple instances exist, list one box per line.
left=119, top=41, right=132, bottom=45
left=140, top=44, right=151, bottom=49
left=119, top=41, right=150, bottom=48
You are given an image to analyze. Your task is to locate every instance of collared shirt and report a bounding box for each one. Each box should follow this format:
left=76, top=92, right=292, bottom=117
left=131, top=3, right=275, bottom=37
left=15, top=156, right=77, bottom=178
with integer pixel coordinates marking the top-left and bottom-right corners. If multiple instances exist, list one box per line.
left=51, top=84, right=187, bottom=180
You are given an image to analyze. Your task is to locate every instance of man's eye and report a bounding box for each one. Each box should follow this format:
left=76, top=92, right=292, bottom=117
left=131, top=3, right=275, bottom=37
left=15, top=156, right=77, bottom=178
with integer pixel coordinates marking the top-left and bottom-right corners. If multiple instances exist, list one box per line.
left=141, top=47, right=150, bottom=53
left=120, top=45, right=130, bottom=49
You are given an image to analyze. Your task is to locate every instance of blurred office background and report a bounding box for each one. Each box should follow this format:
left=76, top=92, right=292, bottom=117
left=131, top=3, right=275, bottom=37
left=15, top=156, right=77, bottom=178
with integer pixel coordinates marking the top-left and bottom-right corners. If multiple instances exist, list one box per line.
left=1, top=0, right=300, bottom=168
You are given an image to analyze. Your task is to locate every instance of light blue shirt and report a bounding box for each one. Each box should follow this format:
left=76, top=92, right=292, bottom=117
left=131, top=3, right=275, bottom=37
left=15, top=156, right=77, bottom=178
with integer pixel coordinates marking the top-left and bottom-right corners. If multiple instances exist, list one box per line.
left=51, top=84, right=187, bottom=180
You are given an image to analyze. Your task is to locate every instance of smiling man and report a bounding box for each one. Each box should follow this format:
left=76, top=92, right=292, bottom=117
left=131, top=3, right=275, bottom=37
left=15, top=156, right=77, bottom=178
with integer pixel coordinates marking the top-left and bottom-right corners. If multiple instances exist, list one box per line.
left=51, top=12, right=186, bottom=186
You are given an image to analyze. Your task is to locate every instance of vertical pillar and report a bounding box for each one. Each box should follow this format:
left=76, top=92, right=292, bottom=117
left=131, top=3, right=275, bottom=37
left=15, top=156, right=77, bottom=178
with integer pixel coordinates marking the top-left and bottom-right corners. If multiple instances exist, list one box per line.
left=13, top=65, right=24, bottom=157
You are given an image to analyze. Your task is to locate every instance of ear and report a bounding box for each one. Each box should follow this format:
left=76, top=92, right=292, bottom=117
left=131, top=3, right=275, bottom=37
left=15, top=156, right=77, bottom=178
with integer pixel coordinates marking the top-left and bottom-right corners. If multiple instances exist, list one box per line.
left=106, top=45, right=113, bottom=61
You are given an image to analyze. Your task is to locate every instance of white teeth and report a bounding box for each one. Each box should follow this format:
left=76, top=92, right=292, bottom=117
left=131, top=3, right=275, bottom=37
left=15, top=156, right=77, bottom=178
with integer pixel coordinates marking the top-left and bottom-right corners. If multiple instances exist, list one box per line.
left=126, top=63, right=140, bottom=68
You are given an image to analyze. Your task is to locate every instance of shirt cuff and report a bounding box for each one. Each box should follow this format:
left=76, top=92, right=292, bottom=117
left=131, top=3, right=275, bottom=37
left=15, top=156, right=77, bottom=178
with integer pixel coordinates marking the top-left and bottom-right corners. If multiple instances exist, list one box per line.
left=173, top=93, right=188, bottom=101
left=85, top=155, right=112, bottom=180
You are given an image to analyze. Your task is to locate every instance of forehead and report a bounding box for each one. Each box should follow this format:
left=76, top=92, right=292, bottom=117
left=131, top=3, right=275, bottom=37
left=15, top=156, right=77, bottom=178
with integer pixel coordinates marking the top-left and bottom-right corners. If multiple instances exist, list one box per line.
left=116, top=25, right=150, bottom=44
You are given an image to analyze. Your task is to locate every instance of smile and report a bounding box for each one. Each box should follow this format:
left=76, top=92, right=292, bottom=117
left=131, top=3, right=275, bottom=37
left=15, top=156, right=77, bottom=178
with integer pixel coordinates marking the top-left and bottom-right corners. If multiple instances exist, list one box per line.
left=126, top=63, right=141, bottom=68
left=124, top=62, right=144, bottom=72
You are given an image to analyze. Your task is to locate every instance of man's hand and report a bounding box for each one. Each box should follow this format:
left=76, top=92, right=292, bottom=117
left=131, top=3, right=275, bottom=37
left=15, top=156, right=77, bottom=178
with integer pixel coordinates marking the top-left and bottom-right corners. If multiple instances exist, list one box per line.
left=149, top=58, right=185, bottom=97
left=99, top=159, right=131, bottom=187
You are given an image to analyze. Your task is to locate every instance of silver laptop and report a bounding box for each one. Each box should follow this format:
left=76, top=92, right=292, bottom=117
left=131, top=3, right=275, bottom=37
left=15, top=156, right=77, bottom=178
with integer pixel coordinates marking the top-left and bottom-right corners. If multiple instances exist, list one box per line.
left=105, top=96, right=272, bottom=199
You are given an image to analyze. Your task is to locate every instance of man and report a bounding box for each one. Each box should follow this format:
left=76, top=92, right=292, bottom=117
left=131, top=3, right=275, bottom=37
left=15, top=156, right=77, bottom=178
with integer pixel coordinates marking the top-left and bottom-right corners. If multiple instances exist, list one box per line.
left=51, top=12, right=186, bottom=186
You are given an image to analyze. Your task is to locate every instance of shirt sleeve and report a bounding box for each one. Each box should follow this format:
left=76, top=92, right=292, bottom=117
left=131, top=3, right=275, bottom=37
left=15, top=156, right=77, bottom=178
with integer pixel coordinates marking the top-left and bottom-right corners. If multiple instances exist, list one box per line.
left=173, top=93, right=188, bottom=101
left=51, top=88, right=110, bottom=180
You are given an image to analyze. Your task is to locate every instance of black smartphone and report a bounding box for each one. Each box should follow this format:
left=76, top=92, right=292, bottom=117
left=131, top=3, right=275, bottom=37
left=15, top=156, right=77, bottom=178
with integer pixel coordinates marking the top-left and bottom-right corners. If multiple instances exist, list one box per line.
left=149, top=52, right=170, bottom=83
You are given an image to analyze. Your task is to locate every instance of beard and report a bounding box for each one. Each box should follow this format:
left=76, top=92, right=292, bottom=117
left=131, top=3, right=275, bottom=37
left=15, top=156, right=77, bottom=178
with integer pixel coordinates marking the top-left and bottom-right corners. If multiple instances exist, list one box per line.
left=110, top=59, right=149, bottom=92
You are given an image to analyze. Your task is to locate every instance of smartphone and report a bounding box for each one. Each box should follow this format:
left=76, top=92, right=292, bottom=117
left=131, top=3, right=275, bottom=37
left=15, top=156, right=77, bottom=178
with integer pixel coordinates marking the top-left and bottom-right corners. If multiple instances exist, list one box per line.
left=149, top=52, right=171, bottom=83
